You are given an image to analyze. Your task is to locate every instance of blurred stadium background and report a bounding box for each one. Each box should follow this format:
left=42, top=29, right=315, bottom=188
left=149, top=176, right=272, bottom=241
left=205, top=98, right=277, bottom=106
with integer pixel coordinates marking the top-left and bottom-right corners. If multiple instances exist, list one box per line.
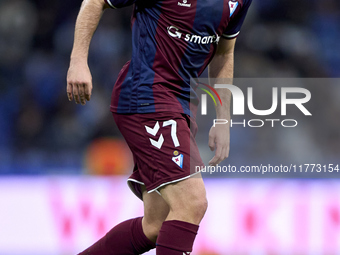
left=0, top=0, right=340, bottom=254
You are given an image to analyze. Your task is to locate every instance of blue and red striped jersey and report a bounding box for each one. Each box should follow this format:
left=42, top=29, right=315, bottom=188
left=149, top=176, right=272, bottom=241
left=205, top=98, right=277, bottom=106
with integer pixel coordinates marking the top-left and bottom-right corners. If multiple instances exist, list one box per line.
left=105, top=0, right=252, bottom=116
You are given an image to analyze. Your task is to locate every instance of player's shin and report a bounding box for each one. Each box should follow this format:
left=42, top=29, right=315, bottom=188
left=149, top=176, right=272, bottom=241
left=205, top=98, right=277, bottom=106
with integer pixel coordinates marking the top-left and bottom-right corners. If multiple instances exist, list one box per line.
left=78, top=217, right=155, bottom=255
left=156, top=220, right=199, bottom=255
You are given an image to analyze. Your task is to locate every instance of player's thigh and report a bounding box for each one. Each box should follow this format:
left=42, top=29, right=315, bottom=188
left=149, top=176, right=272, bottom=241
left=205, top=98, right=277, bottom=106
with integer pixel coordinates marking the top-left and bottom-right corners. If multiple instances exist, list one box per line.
left=142, top=186, right=169, bottom=226
left=159, top=173, right=207, bottom=222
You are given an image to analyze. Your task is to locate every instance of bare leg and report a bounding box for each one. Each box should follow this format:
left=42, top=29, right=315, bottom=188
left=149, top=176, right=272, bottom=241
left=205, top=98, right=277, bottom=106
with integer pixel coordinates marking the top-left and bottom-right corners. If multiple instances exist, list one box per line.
left=160, top=173, right=207, bottom=225
left=155, top=174, right=208, bottom=254
left=141, top=186, right=170, bottom=242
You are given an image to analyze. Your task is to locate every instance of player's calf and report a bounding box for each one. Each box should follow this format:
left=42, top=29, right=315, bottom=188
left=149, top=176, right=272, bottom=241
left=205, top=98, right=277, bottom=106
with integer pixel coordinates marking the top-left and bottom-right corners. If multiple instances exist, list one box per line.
left=77, top=217, right=155, bottom=255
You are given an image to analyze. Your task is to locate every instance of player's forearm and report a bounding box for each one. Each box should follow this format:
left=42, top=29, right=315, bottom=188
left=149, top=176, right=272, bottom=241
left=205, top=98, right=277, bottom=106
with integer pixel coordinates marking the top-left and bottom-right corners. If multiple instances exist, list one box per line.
left=70, top=0, right=107, bottom=62
left=208, top=52, right=233, bottom=119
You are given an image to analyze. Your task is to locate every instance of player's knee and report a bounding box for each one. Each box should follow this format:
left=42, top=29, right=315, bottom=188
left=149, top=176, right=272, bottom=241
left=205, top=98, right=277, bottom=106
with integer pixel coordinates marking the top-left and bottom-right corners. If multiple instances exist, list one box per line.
left=161, top=177, right=208, bottom=223
left=142, top=217, right=164, bottom=242
left=201, top=196, right=208, bottom=214
left=190, top=195, right=208, bottom=221
left=189, top=183, right=208, bottom=219
left=146, top=223, right=161, bottom=239
left=173, top=193, right=208, bottom=224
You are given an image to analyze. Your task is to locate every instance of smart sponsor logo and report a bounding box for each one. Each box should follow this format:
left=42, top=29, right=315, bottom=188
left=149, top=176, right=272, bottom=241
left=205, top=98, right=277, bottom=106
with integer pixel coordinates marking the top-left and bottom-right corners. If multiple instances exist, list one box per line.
left=167, top=25, right=220, bottom=44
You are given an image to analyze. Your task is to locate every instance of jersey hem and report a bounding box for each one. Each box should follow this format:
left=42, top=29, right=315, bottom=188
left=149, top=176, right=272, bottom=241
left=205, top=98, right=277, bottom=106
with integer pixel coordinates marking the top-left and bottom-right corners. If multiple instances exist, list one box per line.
left=127, top=178, right=145, bottom=200
left=127, top=171, right=201, bottom=200
left=147, top=171, right=201, bottom=194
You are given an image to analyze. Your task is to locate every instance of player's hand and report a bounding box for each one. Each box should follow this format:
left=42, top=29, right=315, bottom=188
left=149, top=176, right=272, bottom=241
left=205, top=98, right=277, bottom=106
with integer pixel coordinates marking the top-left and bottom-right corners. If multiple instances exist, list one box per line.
left=66, top=60, right=92, bottom=105
left=208, top=123, right=230, bottom=166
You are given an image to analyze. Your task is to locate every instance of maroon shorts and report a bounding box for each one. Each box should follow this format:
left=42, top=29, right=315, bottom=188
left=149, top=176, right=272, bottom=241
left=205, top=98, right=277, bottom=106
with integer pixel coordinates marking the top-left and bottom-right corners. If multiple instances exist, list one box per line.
left=112, top=112, right=204, bottom=200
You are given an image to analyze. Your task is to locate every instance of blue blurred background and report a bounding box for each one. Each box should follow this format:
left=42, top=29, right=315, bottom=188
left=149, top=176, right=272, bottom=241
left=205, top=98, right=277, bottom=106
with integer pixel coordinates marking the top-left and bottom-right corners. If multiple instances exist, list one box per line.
left=1, top=0, right=340, bottom=176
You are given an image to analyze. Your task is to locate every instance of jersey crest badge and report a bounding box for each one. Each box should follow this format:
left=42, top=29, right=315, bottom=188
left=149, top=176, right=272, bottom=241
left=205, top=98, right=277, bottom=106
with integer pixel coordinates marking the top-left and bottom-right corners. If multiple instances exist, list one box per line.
left=172, top=153, right=183, bottom=168
left=228, top=1, right=239, bottom=17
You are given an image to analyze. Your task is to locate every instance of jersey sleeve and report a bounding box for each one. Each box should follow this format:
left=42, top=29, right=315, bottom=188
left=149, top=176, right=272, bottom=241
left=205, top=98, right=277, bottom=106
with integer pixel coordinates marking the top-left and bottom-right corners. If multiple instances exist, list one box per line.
left=222, top=0, right=252, bottom=39
left=105, top=0, right=136, bottom=8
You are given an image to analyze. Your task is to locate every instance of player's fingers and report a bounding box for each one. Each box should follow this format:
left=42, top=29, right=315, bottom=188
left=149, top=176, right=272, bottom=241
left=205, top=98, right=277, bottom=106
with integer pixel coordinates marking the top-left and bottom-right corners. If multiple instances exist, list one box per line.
left=208, top=135, right=215, bottom=151
left=225, top=145, right=230, bottom=159
left=209, top=156, right=219, bottom=166
left=67, top=83, right=73, bottom=101
left=219, top=147, right=228, bottom=163
left=73, top=83, right=80, bottom=104
left=216, top=146, right=226, bottom=165
left=209, top=144, right=223, bottom=166
left=78, top=84, right=86, bottom=105
left=84, top=82, right=92, bottom=101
